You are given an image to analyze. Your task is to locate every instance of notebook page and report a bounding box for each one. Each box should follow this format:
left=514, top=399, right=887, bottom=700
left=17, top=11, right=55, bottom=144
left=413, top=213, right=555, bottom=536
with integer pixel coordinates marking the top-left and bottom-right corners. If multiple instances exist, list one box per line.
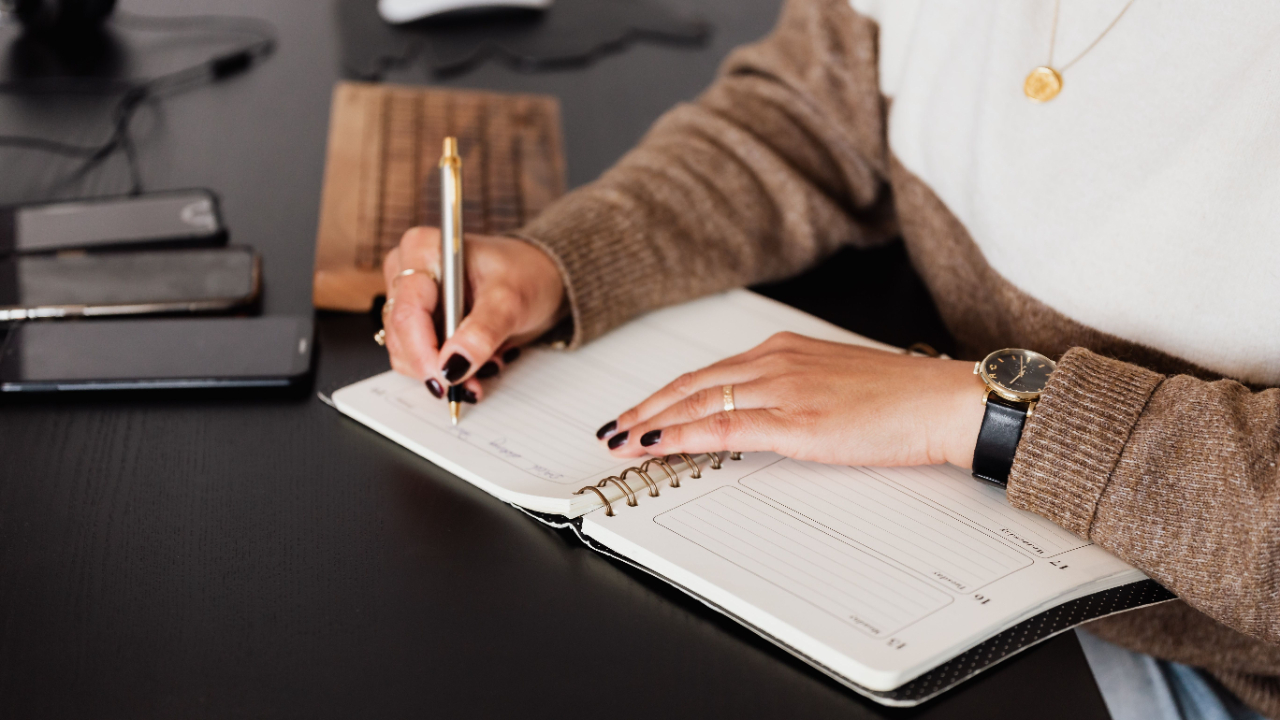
left=580, top=454, right=1145, bottom=691
left=332, top=291, right=893, bottom=515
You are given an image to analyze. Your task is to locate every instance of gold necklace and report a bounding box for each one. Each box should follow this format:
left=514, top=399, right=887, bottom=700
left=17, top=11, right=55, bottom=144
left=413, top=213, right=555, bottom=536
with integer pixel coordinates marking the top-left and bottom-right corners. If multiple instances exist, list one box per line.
left=1025, top=0, right=1138, bottom=102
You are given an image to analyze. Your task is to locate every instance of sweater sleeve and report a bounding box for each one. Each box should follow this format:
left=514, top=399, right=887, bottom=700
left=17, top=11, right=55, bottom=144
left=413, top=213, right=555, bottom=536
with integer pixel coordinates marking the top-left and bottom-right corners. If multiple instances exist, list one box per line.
left=1009, top=347, right=1280, bottom=645
left=511, top=0, right=898, bottom=347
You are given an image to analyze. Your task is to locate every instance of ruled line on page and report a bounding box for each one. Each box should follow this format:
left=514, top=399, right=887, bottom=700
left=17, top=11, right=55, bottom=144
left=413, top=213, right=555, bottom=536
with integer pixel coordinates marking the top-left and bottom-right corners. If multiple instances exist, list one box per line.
left=655, top=487, right=953, bottom=638
left=740, top=462, right=1034, bottom=593
left=860, top=465, right=1088, bottom=558
left=373, top=314, right=731, bottom=485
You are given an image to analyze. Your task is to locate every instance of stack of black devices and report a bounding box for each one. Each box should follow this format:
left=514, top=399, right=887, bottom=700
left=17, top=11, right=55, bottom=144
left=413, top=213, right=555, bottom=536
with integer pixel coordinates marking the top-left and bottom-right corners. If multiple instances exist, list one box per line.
left=0, top=189, right=313, bottom=392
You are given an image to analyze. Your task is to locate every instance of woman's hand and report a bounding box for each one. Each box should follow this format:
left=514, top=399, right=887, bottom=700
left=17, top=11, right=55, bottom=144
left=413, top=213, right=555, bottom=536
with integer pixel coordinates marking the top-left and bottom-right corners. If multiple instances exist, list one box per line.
left=598, top=332, right=989, bottom=469
left=380, top=227, right=566, bottom=401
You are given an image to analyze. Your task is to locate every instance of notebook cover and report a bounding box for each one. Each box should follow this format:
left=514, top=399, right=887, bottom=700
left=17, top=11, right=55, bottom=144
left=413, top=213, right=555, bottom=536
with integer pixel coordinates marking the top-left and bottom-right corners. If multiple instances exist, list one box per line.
left=517, top=508, right=1176, bottom=708
left=329, top=391, right=1175, bottom=707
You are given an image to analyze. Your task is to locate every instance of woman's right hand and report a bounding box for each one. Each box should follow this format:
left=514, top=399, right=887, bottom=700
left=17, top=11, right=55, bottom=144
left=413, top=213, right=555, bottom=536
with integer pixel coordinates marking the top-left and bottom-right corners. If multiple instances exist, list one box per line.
left=380, top=226, right=567, bottom=402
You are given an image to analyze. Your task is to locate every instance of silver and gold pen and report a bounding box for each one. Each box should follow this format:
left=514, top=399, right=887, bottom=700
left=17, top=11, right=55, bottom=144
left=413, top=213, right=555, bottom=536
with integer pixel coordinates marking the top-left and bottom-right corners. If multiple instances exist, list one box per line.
left=439, top=137, right=466, bottom=425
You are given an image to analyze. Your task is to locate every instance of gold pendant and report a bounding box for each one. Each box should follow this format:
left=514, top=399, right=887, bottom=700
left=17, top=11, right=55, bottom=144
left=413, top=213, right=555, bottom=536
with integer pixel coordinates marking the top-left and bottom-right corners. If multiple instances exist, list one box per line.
left=1024, top=66, right=1063, bottom=102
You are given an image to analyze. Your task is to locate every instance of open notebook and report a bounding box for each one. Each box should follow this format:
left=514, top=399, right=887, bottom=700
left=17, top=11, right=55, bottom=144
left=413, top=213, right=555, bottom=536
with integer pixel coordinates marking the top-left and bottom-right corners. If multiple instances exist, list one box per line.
left=330, top=290, right=1173, bottom=706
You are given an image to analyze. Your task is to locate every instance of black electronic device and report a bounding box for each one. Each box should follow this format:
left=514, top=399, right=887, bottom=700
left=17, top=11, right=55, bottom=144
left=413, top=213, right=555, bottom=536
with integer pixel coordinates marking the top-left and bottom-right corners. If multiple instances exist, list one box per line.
left=0, top=246, right=260, bottom=321
left=0, top=315, right=313, bottom=391
left=0, top=190, right=227, bottom=255
left=8, top=0, right=117, bottom=32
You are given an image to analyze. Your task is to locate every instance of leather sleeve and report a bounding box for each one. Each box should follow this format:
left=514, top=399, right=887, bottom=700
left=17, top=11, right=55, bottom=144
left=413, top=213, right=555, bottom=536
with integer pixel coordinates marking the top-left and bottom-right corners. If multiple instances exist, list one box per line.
left=1009, top=347, right=1280, bottom=646
left=511, top=0, right=897, bottom=347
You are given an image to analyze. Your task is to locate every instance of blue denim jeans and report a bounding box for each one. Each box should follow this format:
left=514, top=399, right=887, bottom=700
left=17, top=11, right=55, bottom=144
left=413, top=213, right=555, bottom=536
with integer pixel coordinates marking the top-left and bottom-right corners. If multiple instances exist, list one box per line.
left=1078, top=630, right=1267, bottom=720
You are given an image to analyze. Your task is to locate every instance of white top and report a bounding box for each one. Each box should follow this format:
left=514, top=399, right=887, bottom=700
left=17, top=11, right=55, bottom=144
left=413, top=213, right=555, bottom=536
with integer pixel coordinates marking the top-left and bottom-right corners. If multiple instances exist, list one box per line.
left=850, top=0, right=1280, bottom=385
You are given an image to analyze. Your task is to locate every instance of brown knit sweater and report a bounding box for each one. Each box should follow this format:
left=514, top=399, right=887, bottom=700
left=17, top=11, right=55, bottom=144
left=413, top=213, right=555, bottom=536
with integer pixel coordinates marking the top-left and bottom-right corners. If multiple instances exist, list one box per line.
left=511, top=0, right=1280, bottom=714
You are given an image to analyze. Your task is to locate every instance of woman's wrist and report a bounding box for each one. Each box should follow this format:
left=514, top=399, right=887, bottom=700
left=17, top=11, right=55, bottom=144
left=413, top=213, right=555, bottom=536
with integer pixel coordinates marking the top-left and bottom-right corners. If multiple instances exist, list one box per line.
left=506, top=236, right=570, bottom=337
left=936, top=361, right=989, bottom=470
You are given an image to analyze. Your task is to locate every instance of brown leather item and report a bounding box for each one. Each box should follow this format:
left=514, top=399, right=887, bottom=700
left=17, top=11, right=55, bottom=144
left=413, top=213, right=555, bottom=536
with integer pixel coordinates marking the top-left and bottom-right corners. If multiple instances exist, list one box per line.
left=312, top=81, right=567, bottom=311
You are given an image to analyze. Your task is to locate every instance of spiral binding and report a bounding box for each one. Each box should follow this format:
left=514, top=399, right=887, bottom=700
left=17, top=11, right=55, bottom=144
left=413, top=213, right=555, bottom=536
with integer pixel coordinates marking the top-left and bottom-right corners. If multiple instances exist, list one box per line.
left=575, top=452, right=736, bottom=516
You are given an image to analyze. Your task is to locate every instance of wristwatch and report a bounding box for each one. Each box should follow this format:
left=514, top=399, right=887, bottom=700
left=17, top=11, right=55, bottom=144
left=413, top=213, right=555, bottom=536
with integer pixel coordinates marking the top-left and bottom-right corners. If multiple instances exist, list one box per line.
left=971, top=348, right=1057, bottom=486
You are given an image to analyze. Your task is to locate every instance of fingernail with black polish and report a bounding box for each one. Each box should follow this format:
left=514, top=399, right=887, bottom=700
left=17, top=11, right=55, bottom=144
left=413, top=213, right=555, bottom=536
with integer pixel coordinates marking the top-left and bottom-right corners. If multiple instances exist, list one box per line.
left=462, top=389, right=478, bottom=404
left=476, top=361, right=500, bottom=380
left=607, top=431, right=630, bottom=450
left=425, top=379, right=444, bottom=399
left=640, top=429, right=662, bottom=447
left=442, top=354, right=471, bottom=383
left=502, top=347, right=521, bottom=364
left=596, top=420, right=617, bottom=440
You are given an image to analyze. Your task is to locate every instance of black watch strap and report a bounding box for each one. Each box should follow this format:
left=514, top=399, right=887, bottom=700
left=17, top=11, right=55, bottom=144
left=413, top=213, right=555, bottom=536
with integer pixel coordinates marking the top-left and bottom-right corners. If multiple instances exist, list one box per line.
left=971, top=395, right=1030, bottom=487
left=0, top=206, right=14, bottom=255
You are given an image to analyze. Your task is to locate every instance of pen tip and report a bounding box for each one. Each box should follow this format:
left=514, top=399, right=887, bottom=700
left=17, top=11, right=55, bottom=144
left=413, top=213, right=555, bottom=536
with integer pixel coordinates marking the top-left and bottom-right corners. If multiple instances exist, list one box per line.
left=450, top=401, right=460, bottom=425
left=443, top=136, right=458, bottom=157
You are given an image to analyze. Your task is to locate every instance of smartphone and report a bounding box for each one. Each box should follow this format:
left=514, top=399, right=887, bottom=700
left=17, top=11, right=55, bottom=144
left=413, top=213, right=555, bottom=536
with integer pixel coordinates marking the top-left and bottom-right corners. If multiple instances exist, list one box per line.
left=0, top=189, right=227, bottom=255
left=0, top=246, right=261, bottom=321
left=0, top=315, right=314, bottom=392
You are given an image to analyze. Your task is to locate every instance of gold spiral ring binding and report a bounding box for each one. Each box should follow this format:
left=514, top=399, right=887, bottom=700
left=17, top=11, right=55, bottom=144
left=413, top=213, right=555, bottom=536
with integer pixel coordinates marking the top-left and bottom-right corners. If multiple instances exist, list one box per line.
left=574, top=452, right=738, bottom=516
left=665, top=453, right=701, bottom=479
left=642, top=458, right=678, bottom=490
left=575, top=485, right=615, bottom=516
left=621, top=466, right=660, bottom=497
left=598, top=476, right=638, bottom=507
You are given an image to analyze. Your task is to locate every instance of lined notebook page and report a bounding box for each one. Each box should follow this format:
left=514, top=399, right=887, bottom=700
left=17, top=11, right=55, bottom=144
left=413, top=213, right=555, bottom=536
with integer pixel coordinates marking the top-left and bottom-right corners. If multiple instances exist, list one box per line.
left=331, top=291, right=892, bottom=515
left=581, top=455, right=1145, bottom=691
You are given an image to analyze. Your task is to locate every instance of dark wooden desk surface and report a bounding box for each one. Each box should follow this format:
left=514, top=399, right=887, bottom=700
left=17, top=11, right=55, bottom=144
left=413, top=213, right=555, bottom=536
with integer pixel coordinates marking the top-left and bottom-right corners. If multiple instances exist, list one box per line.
left=0, top=1, right=1111, bottom=718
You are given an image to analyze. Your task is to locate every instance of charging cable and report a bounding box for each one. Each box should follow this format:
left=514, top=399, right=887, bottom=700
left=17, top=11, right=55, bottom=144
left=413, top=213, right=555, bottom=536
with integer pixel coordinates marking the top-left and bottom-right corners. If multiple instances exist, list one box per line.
left=0, top=11, right=277, bottom=195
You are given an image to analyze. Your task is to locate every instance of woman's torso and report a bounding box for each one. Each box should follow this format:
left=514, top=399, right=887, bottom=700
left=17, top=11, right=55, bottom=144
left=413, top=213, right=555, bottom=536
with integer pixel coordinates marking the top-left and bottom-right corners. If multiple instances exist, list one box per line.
left=851, top=0, right=1280, bottom=385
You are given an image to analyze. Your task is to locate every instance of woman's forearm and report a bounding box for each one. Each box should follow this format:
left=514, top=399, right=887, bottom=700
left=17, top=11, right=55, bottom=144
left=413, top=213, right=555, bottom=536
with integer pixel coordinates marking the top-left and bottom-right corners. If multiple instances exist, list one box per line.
left=513, top=0, right=896, bottom=347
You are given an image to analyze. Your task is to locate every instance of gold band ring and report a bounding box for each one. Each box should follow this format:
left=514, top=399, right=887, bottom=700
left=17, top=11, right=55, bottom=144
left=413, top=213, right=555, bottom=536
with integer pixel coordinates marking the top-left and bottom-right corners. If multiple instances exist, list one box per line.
left=393, top=267, right=438, bottom=285
left=384, top=267, right=437, bottom=316
left=722, top=385, right=736, bottom=412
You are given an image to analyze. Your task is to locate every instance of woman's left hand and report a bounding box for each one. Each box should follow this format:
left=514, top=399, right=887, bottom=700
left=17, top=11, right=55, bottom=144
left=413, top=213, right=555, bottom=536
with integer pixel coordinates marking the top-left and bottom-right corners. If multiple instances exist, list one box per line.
left=598, top=332, right=988, bottom=469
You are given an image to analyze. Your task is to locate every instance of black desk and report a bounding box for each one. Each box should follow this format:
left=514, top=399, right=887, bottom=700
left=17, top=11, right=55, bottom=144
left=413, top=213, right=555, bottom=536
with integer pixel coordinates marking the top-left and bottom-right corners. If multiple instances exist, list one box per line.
left=0, top=1, right=1112, bottom=717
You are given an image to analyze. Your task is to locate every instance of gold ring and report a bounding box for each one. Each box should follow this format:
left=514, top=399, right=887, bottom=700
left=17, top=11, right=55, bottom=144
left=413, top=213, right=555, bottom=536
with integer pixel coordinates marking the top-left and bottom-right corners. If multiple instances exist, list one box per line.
left=722, top=385, right=736, bottom=412
left=374, top=329, right=387, bottom=346
left=393, top=267, right=438, bottom=285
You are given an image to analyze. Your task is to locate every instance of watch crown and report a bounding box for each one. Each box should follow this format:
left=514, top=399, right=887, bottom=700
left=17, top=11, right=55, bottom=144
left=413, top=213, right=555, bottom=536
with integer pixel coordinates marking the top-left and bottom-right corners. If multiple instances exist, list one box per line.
left=973, top=361, right=980, bottom=375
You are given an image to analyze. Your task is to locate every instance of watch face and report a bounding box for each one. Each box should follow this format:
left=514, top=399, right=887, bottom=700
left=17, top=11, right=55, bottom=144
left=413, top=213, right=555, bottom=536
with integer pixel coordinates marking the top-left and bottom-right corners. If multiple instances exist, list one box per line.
left=979, top=349, right=1056, bottom=401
